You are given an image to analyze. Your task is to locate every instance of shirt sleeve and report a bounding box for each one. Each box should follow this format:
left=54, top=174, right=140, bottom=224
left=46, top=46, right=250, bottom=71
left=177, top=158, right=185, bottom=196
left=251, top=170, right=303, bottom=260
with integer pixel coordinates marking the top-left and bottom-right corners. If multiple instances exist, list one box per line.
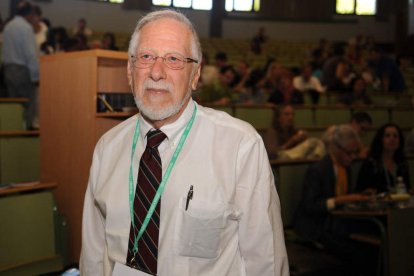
left=236, top=136, right=289, bottom=276
left=80, top=139, right=107, bottom=275
left=21, top=25, right=39, bottom=82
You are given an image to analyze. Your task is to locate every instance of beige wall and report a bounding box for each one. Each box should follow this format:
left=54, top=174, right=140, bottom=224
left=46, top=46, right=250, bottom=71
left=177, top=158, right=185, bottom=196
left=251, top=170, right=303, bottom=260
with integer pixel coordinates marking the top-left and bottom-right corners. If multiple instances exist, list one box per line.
left=0, top=0, right=396, bottom=42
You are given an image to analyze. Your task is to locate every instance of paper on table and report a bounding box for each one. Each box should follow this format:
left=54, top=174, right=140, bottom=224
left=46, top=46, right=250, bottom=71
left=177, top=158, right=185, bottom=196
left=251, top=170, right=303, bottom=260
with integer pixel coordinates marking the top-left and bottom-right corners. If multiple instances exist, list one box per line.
left=10, top=181, right=40, bottom=187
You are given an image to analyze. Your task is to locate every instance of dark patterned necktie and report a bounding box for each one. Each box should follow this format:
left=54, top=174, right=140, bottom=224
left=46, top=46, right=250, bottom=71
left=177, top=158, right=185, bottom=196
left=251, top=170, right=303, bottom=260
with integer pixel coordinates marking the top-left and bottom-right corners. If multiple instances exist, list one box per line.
left=126, top=129, right=167, bottom=275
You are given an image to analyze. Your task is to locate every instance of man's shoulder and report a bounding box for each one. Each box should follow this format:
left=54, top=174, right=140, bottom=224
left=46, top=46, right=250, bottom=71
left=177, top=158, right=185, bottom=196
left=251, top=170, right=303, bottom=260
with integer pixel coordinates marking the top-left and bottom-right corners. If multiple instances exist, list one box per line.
left=197, top=105, right=259, bottom=138
left=98, top=115, right=137, bottom=145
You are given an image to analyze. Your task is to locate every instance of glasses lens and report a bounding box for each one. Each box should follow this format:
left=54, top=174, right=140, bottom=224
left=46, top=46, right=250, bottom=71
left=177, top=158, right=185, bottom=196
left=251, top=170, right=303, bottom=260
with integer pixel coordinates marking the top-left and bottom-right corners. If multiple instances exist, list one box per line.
left=165, top=53, right=185, bottom=69
left=135, top=52, right=155, bottom=68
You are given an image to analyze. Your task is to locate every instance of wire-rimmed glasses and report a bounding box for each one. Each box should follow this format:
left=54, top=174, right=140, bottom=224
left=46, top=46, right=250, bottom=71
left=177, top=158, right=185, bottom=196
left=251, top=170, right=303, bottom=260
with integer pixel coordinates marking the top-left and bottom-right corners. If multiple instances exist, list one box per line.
left=130, top=51, right=198, bottom=70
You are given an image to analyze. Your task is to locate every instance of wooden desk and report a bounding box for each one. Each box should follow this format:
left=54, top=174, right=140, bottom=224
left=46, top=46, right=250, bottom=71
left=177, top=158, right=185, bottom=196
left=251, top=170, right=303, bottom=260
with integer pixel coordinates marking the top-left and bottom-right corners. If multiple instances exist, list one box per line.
left=332, top=206, right=414, bottom=276
left=0, top=181, right=57, bottom=196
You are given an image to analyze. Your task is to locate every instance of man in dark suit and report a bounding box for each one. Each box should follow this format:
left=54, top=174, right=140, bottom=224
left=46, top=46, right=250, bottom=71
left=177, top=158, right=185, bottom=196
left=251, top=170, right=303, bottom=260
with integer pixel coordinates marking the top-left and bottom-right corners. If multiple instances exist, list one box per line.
left=294, top=124, right=375, bottom=275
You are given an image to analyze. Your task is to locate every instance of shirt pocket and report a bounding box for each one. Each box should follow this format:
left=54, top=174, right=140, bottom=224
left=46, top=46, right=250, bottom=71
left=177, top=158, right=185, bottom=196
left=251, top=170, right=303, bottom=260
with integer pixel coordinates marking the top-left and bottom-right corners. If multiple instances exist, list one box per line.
left=174, top=196, right=226, bottom=259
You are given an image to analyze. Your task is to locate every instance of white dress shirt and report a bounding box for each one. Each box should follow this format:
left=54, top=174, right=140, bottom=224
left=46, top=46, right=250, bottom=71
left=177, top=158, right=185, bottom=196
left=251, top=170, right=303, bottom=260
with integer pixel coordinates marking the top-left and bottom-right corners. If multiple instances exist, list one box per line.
left=2, top=16, right=39, bottom=82
left=80, top=99, right=289, bottom=276
left=293, top=75, right=325, bottom=94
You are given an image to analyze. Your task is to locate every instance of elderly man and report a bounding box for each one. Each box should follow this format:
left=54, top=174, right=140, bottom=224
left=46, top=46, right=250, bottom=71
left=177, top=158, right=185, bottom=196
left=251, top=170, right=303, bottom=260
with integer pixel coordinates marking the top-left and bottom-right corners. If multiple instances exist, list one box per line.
left=294, top=124, right=375, bottom=275
left=80, top=10, right=288, bottom=276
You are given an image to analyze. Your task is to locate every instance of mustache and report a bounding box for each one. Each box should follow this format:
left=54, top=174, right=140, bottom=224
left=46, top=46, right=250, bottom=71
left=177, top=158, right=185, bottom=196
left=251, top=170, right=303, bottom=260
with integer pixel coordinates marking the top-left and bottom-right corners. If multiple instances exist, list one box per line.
left=143, top=79, right=173, bottom=92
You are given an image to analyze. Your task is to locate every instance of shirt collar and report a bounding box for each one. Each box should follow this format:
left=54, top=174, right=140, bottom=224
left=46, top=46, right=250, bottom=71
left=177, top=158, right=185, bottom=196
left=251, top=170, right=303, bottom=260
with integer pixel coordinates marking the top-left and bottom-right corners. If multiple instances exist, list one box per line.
left=139, top=99, right=196, bottom=144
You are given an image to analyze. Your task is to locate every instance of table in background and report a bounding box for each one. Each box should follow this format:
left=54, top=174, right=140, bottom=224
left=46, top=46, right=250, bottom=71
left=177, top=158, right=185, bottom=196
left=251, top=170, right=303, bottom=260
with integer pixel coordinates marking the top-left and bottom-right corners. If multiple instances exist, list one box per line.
left=332, top=206, right=414, bottom=276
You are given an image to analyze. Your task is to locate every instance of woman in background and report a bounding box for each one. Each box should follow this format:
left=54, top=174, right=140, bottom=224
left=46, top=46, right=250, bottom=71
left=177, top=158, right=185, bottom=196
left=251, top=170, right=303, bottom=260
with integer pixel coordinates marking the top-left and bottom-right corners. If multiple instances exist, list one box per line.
left=356, top=123, right=410, bottom=193
left=265, top=105, right=306, bottom=157
left=264, top=105, right=324, bottom=159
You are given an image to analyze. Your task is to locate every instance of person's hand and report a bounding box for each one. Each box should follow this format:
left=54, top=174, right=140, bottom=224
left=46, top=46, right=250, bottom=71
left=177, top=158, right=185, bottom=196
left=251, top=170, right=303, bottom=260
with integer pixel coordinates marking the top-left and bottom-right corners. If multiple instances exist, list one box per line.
left=335, top=193, right=370, bottom=205
left=293, top=130, right=307, bottom=144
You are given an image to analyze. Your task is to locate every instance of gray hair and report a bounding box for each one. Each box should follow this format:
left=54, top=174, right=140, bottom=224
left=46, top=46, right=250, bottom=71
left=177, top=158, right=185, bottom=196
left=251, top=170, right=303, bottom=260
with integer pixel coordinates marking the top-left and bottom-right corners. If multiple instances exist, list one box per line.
left=324, top=124, right=360, bottom=150
left=128, top=10, right=202, bottom=64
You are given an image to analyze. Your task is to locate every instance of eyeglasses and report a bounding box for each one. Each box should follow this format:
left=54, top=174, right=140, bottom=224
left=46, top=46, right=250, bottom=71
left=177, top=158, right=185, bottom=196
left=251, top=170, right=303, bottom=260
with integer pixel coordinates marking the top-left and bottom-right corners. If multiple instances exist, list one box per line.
left=130, top=51, right=198, bottom=70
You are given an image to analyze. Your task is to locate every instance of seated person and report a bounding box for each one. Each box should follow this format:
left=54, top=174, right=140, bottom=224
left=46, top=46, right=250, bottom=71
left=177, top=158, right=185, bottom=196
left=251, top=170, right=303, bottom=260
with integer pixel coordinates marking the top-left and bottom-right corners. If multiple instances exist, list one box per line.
left=293, top=63, right=326, bottom=104
left=337, top=76, right=373, bottom=107
left=195, top=65, right=234, bottom=105
left=264, top=105, right=324, bottom=160
left=294, top=125, right=375, bottom=275
left=356, top=123, right=410, bottom=194
left=349, top=111, right=373, bottom=158
left=100, top=32, right=119, bottom=51
left=268, top=74, right=304, bottom=105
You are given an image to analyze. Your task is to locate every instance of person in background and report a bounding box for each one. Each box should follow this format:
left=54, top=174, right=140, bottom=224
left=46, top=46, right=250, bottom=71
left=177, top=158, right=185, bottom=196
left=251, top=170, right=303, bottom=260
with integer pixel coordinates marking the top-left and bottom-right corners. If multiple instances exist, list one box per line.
left=294, top=124, right=376, bottom=275
left=337, top=76, right=373, bottom=107
left=356, top=123, right=410, bottom=194
left=250, top=26, right=267, bottom=55
left=2, top=0, right=39, bottom=129
left=349, top=111, right=373, bottom=158
left=32, top=5, right=48, bottom=55
left=293, top=63, right=326, bottom=105
left=196, top=64, right=234, bottom=105
left=72, top=18, right=93, bottom=37
left=81, top=10, right=288, bottom=276
left=101, top=32, right=119, bottom=51
left=232, top=60, right=265, bottom=104
left=197, top=52, right=219, bottom=89
left=265, top=105, right=307, bottom=158
left=321, top=43, right=345, bottom=91
left=214, top=51, right=228, bottom=72
left=268, top=73, right=304, bottom=105
left=368, top=46, right=406, bottom=93
left=41, top=26, right=68, bottom=54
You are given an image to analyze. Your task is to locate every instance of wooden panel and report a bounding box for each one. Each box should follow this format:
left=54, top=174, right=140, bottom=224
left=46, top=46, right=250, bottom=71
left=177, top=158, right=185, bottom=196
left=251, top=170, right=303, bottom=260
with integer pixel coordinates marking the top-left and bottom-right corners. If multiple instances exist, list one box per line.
left=40, top=51, right=97, bottom=262
left=40, top=50, right=129, bottom=262
left=97, top=63, right=130, bottom=92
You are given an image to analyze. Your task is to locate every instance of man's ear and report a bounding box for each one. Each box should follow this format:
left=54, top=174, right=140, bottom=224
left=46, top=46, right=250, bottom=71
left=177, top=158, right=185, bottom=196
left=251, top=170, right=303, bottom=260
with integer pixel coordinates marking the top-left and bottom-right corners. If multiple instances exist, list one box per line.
left=191, top=65, right=201, bottom=90
left=127, top=61, right=133, bottom=89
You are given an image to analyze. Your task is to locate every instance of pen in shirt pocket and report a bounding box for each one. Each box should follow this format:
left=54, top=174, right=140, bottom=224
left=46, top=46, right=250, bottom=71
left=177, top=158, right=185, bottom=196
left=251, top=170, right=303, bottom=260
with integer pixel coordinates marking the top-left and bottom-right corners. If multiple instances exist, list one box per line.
left=185, top=185, right=193, bottom=211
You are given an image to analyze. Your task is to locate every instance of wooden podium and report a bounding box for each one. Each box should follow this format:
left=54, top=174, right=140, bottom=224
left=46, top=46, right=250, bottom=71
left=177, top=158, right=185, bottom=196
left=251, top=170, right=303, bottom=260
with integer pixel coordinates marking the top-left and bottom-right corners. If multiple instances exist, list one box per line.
left=40, top=49, right=135, bottom=262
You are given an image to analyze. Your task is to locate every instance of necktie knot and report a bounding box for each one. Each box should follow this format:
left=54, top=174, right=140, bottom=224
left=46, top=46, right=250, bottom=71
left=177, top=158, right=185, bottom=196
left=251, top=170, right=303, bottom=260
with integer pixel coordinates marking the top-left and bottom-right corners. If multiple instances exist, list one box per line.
left=146, top=129, right=167, bottom=149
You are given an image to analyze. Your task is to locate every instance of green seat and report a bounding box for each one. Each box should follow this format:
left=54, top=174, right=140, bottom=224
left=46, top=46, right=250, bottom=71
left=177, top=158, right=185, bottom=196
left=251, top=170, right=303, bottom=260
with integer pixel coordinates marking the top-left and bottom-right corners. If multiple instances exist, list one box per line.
left=314, top=108, right=351, bottom=126
left=0, top=191, right=64, bottom=275
left=0, top=136, right=39, bottom=183
left=273, top=161, right=312, bottom=228
left=234, top=106, right=273, bottom=129
left=210, top=105, right=234, bottom=116
left=294, top=107, right=314, bottom=127
left=391, top=109, right=414, bottom=128
left=0, top=103, right=25, bottom=130
left=353, top=108, right=390, bottom=127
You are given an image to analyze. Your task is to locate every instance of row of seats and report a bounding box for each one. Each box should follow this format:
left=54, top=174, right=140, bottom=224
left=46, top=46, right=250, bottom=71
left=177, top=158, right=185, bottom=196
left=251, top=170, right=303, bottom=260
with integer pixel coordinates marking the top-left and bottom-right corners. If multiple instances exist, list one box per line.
left=0, top=98, right=66, bottom=275
left=0, top=99, right=39, bottom=183
left=212, top=103, right=414, bottom=129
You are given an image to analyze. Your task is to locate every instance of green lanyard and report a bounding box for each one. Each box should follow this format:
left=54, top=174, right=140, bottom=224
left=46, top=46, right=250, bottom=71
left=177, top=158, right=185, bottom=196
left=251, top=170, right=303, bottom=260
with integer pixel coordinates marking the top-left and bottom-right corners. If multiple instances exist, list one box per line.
left=128, top=104, right=197, bottom=255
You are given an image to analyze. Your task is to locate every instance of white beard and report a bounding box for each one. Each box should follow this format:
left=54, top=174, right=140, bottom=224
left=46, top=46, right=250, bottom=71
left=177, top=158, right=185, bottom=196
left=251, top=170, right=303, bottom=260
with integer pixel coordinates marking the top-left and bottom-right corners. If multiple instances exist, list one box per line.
left=134, top=79, right=192, bottom=121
